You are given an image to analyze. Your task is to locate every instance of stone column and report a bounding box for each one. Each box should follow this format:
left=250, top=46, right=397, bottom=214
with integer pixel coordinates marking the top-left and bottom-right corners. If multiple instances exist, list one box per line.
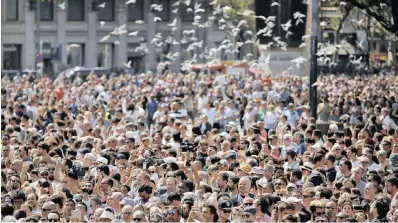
left=115, top=1, right=128, bottom=68
left=23, top=1, right=36, bottom=69
left=86, top=4, right=98, bottom=67
left=172, top=0, right=182, bottom=73
left=145, top=0, right=157, bottom=72
left=195, top=0, right=208, bottom=63
left=56, top=4, right=67, bottom=72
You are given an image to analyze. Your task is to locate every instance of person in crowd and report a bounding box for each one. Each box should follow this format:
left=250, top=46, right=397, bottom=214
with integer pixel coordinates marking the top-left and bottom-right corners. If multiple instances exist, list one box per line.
left=1, top=65, right=398, bottom=223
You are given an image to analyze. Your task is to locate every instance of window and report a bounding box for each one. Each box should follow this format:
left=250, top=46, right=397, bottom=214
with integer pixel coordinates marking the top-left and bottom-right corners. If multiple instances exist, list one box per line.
left=68, top=0, right=85, bottom=21
left=153, top=0, right=170, bottom=21
left=97, top=44, right=114, bottom=68
left=98, top=0, right=115, bottom=21
left=127, top=0, right=144, bottom=21
left=67, top=44, right=85, bottom=67
left=180, top=0, right=194, bottom=21
left=39, top=0, right=54, bottom=21
left=7, top=0, right=18, bottom=21
left=3, top=44, right=22, bottom=70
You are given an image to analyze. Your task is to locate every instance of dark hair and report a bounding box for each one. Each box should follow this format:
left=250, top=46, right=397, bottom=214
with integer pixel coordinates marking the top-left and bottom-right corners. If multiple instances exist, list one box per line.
left=313, top=129, right=322, bottom=139
left=385, top=176, right=398, bottom=188
left=373, top=194, right=391, bottom=218
left=38, top=142, right=50, bottom=153
left=77, top=202, right=88, bottom=211
left=282, top=214, right=299, bottom=222
left=313, top=153, right=324, bottom=164
left=1, top=202, right=14, bottom=217
left=13, top=209, right=27, bottom=220
left=291, top=169, right=303, bottom=180
left=50, top=195, right=63, bottom=208
left=202, top=204, right=218, bottom=222
left=182, top=180, right=194, bottom=192
left=325, top=153, right=336, bottom=163
left=257, top=195, right=270, bottom=215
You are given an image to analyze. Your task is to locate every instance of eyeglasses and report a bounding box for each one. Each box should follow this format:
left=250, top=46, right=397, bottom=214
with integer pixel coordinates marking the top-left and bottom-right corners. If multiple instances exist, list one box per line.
left=48, top=219, right=59, bottom=222
left=133, top=218, right=142, bottom=221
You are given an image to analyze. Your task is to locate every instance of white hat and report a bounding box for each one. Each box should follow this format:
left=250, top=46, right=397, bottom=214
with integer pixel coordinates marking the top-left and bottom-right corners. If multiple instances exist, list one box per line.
left=84, top=153, right=96, bottom=162
left=126, top=131, right=135, bottom=139
left=98, top=210, right=114, bottom=221
left=227, top=121, right=237, bottom=128
left=249, top=167, right=264, bottom=175
left=164, top=157, right=177, bottom=164
left=283, top=197, right=302, bottom=203
left=97, top=157, right=108, bottom=165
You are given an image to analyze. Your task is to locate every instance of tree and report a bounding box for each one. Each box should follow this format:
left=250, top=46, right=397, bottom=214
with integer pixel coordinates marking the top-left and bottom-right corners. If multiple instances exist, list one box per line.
left=344, top=0, right=398, bottom=34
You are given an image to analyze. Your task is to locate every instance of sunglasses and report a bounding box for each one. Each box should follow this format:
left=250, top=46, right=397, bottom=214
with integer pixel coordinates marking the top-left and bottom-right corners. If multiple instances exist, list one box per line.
left=133, top=218, right=142, bottom=221
left=243, top=203, right=253, bottom=206
left=315, top=212, right=325, bottom=216
left=48, top=219, right=58, bottom=222
left=303, top=195, right=314, bottom=198
left=42, top=208, right=52, bottom=212
left=242, top=213, right=251, bottom=218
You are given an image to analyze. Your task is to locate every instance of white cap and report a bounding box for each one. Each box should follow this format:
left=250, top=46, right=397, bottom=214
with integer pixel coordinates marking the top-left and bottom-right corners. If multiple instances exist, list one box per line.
left=98, top=210, right=114, bottom=221
left=97, top=157, right=108, bottom=165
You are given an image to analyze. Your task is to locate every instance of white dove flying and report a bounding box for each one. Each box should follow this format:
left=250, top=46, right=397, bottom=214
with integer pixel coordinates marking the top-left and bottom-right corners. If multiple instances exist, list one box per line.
left=128, top=30, right=139, bottom=36
left=58, top=2, right=66, bottom=10
left=125, top=0, right=136, bottom=4
left=168, top=18, right=177, bottom=27
left=100, top=35, right=110, bottom=42
left=99, top=2, right=106, bottom=8
left=124, top=60, right=132, bottom=68
left=99, top=21, right=105, bottom=27
left=270, top=1, right=280, bottom=7
left=150, top=4, right=163, bottom=12
left=293, top=11, right=306, bottom=26
left=154, top=17, right=162, bottom=22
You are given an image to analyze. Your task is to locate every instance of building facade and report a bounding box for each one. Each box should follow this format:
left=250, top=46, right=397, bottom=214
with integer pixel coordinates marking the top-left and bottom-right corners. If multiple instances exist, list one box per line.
left=1, top=0, right=228, bottom=75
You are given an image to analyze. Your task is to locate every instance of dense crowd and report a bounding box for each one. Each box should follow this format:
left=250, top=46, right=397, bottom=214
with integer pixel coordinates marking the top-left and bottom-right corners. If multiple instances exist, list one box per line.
left=1, top=69, right=398, bottom=223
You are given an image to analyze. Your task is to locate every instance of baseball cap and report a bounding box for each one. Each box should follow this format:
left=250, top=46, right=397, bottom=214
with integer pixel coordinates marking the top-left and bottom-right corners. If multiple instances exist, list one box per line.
left=226, top=151, right=237, bottom=160
left=218, top=198, right=232, bottom=211
left=390, top=153, right=398, bottom=167
left=243, top=206, right=256, bottom=215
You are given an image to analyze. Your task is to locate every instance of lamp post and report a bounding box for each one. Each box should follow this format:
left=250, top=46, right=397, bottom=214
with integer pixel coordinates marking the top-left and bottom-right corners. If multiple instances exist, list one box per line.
left=310, top=0, right=319, bottom=119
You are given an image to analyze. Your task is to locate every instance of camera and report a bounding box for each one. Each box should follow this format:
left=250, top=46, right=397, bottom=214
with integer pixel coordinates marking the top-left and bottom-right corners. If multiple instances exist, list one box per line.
left=181, top=142, right=198, bottom=152
left=39, top=180, right=50, bottom=188
left=353, top=204, right=369, bottom=212
left=68, top=165, right=86, bottom=178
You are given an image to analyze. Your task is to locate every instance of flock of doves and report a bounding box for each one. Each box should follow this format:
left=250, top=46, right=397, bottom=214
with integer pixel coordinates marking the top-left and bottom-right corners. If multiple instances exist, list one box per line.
left=58, top=0, right=395, bottom=73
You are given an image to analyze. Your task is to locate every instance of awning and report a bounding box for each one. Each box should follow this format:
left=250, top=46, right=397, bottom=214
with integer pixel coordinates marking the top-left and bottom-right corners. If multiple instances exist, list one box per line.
left=191, top=64, right=222, bottom=71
